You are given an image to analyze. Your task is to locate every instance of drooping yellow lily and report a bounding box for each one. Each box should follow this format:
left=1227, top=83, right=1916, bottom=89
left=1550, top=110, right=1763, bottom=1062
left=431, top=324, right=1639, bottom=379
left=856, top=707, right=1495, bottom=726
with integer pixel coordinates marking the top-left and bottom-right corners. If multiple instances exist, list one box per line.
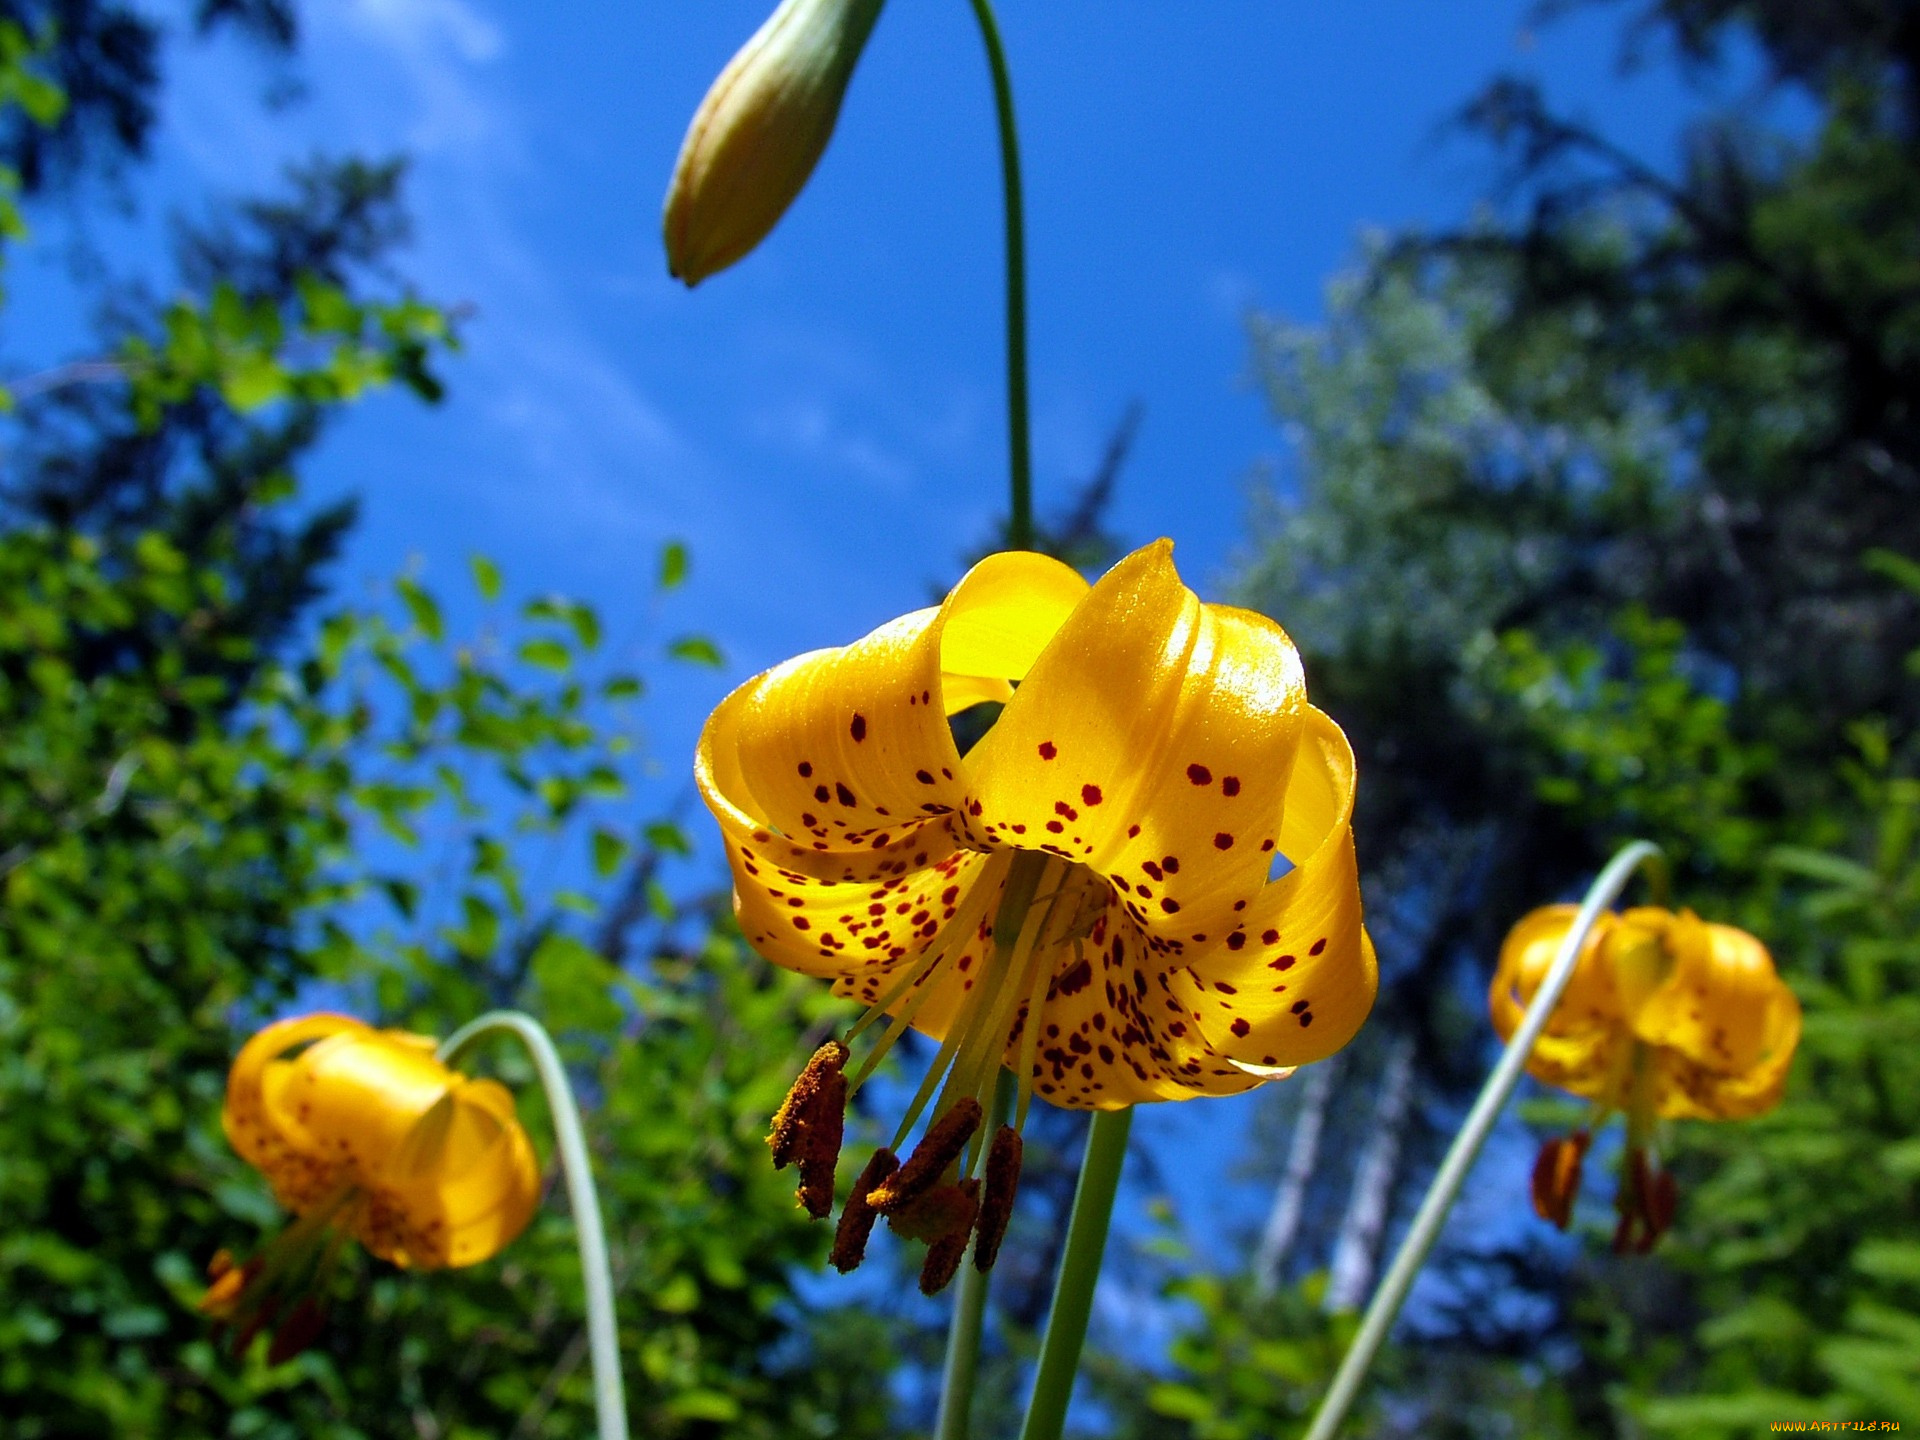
left=1490, top=904, right=1800, bottom=1251
left=203, top=1014, right=541, bottom=1360
left=697, top=540, right=1376, bottom=1289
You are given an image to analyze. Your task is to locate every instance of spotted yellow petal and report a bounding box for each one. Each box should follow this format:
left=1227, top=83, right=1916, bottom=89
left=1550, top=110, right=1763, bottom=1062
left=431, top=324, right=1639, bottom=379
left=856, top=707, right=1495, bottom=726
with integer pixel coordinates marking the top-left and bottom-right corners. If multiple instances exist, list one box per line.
left=710, top=550, right=1087, bottom=854
left=1170, top=709, right=1376, bottom=1071
left=223, top=1013, right=366, bottom=1210
left=965, top=541, right=1308, bottom=939
left=1637, top=916, right=1801, bottom=1119
left=374, top=1077, right=542, bottom=1268
left=1489, top=905, right=1633, bottom=1100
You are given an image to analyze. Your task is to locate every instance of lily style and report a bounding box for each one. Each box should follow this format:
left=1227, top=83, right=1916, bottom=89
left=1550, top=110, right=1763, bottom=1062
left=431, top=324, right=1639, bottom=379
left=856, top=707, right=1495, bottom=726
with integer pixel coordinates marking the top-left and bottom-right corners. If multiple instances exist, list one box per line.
left=696, top=540, right=1376, bottom=1291
left=203, top=1014, right=541, bottom=1361
left=1491, top=904, right=1801, bottom=1252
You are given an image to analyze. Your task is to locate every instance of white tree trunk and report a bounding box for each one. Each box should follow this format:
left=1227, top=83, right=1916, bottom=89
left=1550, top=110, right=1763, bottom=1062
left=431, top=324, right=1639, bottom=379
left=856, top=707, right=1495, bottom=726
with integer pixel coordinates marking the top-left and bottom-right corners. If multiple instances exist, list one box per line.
left=1253, top=1055, right=1341, bottom=1297
left=1325, top=1033, right=1416, bottom=1312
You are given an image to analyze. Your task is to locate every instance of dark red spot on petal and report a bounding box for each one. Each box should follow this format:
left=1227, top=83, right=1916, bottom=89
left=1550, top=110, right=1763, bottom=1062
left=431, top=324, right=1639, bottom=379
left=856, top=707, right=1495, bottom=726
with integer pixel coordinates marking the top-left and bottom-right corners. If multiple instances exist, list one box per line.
left=1038, top=741, right=1057, bottom=760
left=1128, top=824, right=1141, bottom=838
left=1290, top=1000, right=1309, bottom=1014
left=797, top=761, right=813, bottom=778
left=916, top=769, right=935, bottom=785
left=1310, top=938, right=1327, bottom=956
left=850, top=714, right=867, bottom=742
left=814, top=784, right=831, bottom=803
left=1159, top=898, right=1181, bottom=914
left=1214, top=832, right=1234, bottom=849
left=1230, top=1018, right=1251, bottom=1037
left=793, top=918, right=811, bottom=930
left=1271, top=955, right=1295, bottom=970
left=1187, top=763, right=1212, bottom=785
left=1081, top=784, right=1103, bottom=806
left=1221, top=776, right=1241, bottom=797
left=1226, top=933, right=1246, bottom=951
left=836, top=783, right=857, bottom=806
left=1262, top=929, right=1279, bottom=944
left=1162, top=856, right=1180, bottom=874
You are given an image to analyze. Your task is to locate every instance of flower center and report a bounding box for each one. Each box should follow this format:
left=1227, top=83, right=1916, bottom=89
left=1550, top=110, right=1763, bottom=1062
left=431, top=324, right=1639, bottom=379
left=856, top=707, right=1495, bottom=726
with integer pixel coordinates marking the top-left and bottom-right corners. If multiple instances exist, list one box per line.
left=764, top=847, right=1111, bottom=1292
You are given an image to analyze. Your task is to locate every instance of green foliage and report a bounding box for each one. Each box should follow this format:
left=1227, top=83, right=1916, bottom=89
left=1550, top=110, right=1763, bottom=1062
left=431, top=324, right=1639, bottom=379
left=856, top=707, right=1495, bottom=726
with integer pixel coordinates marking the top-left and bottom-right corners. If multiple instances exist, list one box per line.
left=0, top=20, right=895, bottom=1437
left=121, top=276, right=456, bottom=428
left=0, top=522, right=899, bottom=1436
left=1088, top=1261, right=1357, bottom=1440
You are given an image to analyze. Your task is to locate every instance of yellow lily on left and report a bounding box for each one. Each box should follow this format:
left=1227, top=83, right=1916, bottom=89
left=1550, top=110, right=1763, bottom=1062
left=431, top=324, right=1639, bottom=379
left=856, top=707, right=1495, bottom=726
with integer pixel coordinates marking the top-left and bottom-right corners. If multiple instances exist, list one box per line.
left=202, top=1013, right=541, bottom=1362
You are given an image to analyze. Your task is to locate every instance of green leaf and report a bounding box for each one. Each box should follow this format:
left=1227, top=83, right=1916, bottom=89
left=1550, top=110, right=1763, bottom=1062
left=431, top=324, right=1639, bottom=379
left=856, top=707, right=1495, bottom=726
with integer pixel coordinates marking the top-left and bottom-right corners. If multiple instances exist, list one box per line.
left=668, top=635, right=724, bottom=668
left=396, top=577, right=444, bottom=641
left=644, top=821, right=692, bottom=858
left=659, top=539, right=689, bottom=590
left=590, top=827, right=627, bottom=878
left=470, top=553, right=503, bottom=600
left=517, top=638, right=573, bottom=673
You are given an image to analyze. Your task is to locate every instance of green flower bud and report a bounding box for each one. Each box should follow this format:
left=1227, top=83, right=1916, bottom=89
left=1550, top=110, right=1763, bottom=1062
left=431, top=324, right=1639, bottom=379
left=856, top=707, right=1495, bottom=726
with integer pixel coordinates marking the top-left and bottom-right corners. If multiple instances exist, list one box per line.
left=663, top=0, right=886, bottom=287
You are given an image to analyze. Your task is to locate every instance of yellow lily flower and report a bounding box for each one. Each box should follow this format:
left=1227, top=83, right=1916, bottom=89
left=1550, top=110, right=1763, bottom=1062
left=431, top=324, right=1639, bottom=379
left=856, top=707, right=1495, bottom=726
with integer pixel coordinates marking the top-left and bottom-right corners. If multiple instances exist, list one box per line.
left=1490, top=904, right=1800, bottom=1251
left=664, top=0, right=886, bottom=286
left=202, top=1013, right=541, bottom=1360
left=697, top=541, right=1377, bottom=1289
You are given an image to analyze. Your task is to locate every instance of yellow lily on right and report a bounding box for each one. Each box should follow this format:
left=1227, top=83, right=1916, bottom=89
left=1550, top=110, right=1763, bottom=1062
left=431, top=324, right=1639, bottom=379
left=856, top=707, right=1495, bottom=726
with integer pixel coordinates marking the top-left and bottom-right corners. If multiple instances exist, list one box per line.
left=1490, top=904, right=1800, bottom=1252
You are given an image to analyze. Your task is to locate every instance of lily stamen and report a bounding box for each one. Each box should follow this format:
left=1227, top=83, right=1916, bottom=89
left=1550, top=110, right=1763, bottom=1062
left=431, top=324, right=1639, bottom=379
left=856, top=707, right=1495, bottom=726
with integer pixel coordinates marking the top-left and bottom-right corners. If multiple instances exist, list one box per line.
left=830, top=1148, right=899, bottom=1273
left=973, top=1125, right=1023, bottom=1272
left=871, top=1096, right=983, bottom=1213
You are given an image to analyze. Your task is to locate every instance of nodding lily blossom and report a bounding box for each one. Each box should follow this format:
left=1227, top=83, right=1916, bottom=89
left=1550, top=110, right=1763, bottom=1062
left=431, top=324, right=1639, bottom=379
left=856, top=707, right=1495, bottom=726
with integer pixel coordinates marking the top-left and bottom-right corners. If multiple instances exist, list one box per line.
left=1491, top=904, right=1800, bottom=1252
left=664, top=0, right=886, bottom=286
left=697, top=541, right=1376, bottom=1291
left=202, top=1014, right=541, bottom=1361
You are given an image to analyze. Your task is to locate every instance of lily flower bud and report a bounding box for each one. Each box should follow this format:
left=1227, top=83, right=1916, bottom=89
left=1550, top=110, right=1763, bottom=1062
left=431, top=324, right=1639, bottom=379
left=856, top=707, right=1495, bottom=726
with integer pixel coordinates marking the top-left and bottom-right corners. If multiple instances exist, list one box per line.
left=663, top=0, right=886, bottom=286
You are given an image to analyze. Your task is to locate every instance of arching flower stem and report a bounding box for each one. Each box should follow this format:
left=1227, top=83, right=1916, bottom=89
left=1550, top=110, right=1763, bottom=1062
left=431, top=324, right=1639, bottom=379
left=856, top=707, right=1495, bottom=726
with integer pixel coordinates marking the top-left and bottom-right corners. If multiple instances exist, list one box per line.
left=438, top=1011, right=629, bottom=1440
left=1017, top=1104, right=1134, bottom=1440
left=1300, top=840, right=1668, bottom=1440
left=965, top=0, right=1032, bottom=548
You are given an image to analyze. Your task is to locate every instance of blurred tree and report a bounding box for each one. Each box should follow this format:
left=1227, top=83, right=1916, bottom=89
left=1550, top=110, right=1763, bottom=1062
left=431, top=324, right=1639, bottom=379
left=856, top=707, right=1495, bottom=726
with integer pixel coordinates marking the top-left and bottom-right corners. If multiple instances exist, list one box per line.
left=1092, top=0, right=1920, bottom=1433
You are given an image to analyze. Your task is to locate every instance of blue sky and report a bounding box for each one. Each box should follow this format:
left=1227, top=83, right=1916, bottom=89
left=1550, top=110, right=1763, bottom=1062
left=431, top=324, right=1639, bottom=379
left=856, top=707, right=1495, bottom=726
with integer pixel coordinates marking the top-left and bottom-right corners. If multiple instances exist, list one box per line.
left=13, top=0, right=1759, bottom=1325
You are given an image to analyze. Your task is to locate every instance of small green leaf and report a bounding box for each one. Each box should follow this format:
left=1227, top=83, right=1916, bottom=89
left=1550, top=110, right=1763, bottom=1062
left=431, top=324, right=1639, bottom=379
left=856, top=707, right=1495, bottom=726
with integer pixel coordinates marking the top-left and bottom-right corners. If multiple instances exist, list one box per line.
left=470, top=554, right=503, bottom=601
left=644, top=821, right=692, bottom=858
left=518, top=638, right=573, bottom=673
left=668, top=635, right=724, bottom=668
left=659, top=540, right=689, bottom=590
left=591, top=828, right=628, bottom=878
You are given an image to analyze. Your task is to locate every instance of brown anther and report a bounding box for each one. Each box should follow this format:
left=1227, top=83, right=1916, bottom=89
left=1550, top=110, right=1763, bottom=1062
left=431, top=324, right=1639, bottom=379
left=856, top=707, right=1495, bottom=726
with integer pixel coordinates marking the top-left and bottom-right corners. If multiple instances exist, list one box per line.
left=266, top=1297, right=328, bottom=1366
left=1612, top=1146, right=1678, bottom=1255
left=830, top=1149, right=899, bottom=1273
left=973, top=1125, right=1023, bottom=1272
left=1529, top=1129, right=1590, bottom=1230
left=767, top=1040, right=849, bottom=1169
left=918, top=1179, right=981, bottom=1296
left=795, top=1060, right=847, bottom=1219
left=868, top=1097, right=983, bottom=1214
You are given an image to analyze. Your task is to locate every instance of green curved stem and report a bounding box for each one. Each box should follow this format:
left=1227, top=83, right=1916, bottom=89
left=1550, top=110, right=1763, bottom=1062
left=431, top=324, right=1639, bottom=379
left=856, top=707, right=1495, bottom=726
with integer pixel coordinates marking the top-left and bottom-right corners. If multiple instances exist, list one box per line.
left=1300, top=840, right=1666, bottom=1440
left=965, top=0, right=1033, bottom=550
left=1018, top=1105, right=1133, bottom=1440
left=439, top=1011, right=629, bottom=1440
left=935, top=1067, right=1017, bottom=1440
